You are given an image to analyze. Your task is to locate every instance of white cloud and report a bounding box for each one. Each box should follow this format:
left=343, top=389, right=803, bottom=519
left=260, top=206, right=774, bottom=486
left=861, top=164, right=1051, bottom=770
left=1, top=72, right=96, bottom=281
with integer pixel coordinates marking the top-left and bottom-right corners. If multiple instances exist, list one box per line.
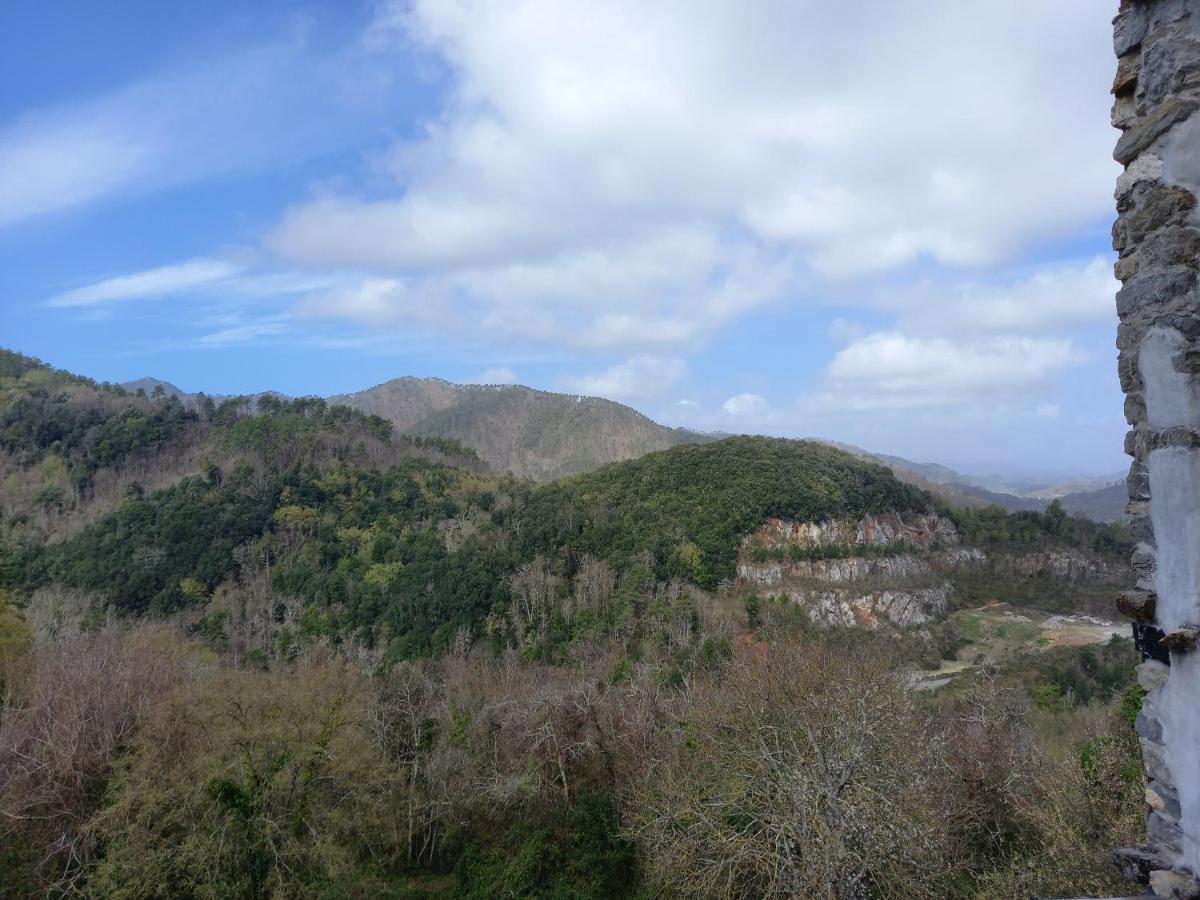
left=557, top=355, right=687, bottom=402
left=270, top=0, right=1114, bottom=282
left=293, top=278, right=411, bottom=329
left=47, top=259, right=243, bottom=307
left=887, top=256, right=1118, bottom=337
left=466, top=366, right=519, bottom=384
left=723, top=393, right=770, bottom=417
left=46, top=257, right=346, bottom=310
left=285, top=225, right=793, bottom=352
left=816, top=332, right=1079, bottom=411
left=195, top=320, right=289, bottom=346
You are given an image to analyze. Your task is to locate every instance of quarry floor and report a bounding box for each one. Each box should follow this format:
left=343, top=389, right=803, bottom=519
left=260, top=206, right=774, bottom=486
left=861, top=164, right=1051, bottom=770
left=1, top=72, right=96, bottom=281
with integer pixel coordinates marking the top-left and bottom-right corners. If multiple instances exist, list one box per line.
left=913, top=602, right=1128, bottom=691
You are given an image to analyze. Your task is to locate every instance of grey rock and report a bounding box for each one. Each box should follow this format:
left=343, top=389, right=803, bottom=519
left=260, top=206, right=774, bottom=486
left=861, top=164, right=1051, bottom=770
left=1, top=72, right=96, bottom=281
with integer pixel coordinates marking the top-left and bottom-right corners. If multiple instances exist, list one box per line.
left=1139, top=36, right=1200, bottom=105
left=1114, top=844, right=1172, bottom=884
left=1115, top=97, right=1199, bottom=164
left=1150, top=868, right=1200, bottom=899
left=1148, top=810, right=1185, bottom=854
left=1147, top=779, right=1183, bottom=820
left=1116, top=267, right=1198, bottom=317
left=1142, top=736, right=1174, bottom=786
left=1139, top=659, right=1171, bottom=692
left=1115, top=5, right=1150, bottom=57
left=1137, top=709, right=1164, bottom=742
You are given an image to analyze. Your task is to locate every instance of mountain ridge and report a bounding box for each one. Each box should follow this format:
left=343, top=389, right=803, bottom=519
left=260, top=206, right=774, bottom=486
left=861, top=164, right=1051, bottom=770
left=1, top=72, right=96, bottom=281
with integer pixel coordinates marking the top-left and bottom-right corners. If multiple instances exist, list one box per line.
left=110, top=364, right=1125, bottom=519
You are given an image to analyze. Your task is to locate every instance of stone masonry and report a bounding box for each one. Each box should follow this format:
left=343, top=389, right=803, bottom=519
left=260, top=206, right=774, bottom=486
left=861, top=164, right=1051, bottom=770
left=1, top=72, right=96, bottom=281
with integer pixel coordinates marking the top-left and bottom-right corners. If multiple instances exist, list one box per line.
left=1112, top=1, right=1200, bottom=895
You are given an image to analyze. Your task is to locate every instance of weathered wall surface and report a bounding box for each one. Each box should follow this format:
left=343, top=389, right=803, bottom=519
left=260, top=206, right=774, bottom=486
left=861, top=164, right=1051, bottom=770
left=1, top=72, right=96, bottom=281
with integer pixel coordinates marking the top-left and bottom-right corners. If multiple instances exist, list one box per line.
left=1112, top=1, right=1200, bottom=894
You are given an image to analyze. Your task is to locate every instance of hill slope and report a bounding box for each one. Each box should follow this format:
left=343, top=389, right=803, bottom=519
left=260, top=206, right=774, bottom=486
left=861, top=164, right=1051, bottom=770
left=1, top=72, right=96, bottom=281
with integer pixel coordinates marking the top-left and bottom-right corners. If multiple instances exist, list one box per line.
left=332, top=377, right=709, bottom=481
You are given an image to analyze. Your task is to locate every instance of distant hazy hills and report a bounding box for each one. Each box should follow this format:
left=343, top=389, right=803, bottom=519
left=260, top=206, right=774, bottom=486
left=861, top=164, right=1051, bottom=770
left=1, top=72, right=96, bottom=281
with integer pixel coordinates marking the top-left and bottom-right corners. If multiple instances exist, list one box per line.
left=120, top=371, right=1127, bottom=521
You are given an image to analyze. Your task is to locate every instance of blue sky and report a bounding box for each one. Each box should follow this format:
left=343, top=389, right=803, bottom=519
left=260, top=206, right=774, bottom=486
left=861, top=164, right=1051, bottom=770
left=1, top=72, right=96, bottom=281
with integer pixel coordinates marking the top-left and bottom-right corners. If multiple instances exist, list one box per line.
left=1, top=0, right=1128, bottom=477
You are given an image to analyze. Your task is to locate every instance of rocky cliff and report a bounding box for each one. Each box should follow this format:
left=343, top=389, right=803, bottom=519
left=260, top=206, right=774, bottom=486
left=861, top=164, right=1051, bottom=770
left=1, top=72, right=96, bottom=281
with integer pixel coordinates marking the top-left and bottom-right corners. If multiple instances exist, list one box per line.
left=737, top=512, right=1122, bottom=630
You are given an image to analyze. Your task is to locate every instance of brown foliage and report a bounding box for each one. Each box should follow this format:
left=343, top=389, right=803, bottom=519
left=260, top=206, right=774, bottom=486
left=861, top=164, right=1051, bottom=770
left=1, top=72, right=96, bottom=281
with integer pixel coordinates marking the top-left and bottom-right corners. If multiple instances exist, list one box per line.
left=0, top=627, right=185, bottom=893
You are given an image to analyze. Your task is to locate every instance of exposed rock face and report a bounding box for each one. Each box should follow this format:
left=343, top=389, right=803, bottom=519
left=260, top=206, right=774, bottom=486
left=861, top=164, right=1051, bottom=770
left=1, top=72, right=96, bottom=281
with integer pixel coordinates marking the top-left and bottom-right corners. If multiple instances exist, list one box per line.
left=784, top=585, right=951, bottom=630
left=739, top=512, right=1114, bottom=589
left=738, top=548, right=984, bottom=587
left=747, top=512, right=958, bottom=552
left=991, top=549, right=1120, bottom=582
left=1112, top=2, right=1200, bottom=893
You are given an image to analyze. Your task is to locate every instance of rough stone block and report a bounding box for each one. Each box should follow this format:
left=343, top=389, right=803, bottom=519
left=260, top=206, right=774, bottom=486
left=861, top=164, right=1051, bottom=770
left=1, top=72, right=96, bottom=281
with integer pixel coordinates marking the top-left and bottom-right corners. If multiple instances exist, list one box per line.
left=1118, top=588, right=1158, bottom=620
left=1137, top=709, right=1164, bottom=742
left=1142, top=736, right=1174, bottom=785
left=1114, top=6, right=1150, bottom=57
left=1132, top=539, right=1156, bottom=567
left=1116, top=267, right=1198, bottom=317
left=1117, top=150, right=1165, bottom=199
left=1163, top=627, right=1200, bottom=652
left=1115, top=97, right=1199, bottom=164
left=1139, top=36, right=1200, bottom=105
left=1148, top=810, right=1185, bottom=854
left=1129, top=460, right=1152, bottom=497
left=1120, top=182, right=1197, bottom=247
left=1150, top=867, right=1200, bottom=899
left=1115, top=50, right=1143, bottom=95
left=1139, top=659, right=1171, bottom=692
left=1115, top=844, right=1172, bottom=884
left=1147, top=779, right=1182, bottom=820
left=1143, top=226, right=1200, bottom=269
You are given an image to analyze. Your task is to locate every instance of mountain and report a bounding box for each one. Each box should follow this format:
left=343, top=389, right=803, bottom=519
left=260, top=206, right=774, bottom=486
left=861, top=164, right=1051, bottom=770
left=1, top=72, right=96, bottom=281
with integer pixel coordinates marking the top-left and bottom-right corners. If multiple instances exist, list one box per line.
left=121, top=363, right=1121, bottom=521
left=121, top=377, right=195, bottom=406
left=1059, top=481, right=1129, bottom=524
left=0, top=347, right=1138, bottom=899
left=331, top=376, right=712, bottom=481
left=828, top=444, right=1044, bottom=513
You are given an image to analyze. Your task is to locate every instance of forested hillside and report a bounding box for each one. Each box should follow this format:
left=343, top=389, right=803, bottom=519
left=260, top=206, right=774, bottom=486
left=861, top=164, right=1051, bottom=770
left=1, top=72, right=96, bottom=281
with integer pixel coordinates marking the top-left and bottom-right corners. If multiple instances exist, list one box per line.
left=0, top=350, right=1144, bottom=898
left=332, top=376, right=711, bottom=480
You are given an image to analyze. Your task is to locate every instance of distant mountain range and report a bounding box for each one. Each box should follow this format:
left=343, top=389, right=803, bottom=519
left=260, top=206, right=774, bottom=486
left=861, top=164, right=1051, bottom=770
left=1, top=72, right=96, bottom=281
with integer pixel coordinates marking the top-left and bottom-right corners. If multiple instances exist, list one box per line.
left=121, top=374, right=1127, bottom=522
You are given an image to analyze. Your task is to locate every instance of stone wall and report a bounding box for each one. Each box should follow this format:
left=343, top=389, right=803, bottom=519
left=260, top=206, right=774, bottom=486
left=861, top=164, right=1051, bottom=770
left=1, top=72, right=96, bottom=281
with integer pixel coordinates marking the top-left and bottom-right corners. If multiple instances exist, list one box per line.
left=1112, top=1, right=1200, bottom=895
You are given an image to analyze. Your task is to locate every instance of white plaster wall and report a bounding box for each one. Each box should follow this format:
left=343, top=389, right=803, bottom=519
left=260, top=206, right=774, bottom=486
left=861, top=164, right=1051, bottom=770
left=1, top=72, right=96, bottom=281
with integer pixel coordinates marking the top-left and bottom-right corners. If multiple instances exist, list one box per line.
left=1149, top=447, right=1200, bottom=632
left=1141, top=328, right=1200, bottom=429
left=1161, top=652, right=1200, bottom=872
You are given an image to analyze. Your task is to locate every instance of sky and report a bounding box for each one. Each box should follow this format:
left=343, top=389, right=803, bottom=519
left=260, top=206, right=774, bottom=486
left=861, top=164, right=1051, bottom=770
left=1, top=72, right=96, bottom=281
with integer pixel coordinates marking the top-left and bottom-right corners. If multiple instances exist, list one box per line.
left=1, top=0, right=1128, bottom=478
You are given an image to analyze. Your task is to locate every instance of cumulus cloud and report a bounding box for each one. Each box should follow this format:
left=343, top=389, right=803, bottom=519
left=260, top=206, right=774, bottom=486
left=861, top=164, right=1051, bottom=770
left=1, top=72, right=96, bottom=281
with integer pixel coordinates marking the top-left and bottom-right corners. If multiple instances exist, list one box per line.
left=254, top=0, right=1116, bottom=379
left=558, top=356, right=687, bottom=402
left=723, top=393, right=770, bottom=417
left=887, top=256, right=1118, bottom=337
left=285, top=225, right=792, bottom=352
left=270, top=0, right=1113, bottom=280
left=815, top=332, right=1080, bottom=411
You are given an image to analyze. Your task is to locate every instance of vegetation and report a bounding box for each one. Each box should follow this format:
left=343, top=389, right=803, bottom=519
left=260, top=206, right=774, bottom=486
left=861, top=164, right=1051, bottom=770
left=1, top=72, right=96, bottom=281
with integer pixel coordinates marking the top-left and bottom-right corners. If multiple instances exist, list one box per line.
left=332, top=375, right=711, bottom=481
left=518, top=436, right=931, bottom=589
left=0, top=625, right=1144, bottom=898
left=0, top=353, right=1149, bottom=897
left=950, top=499, right=1133, bottom=563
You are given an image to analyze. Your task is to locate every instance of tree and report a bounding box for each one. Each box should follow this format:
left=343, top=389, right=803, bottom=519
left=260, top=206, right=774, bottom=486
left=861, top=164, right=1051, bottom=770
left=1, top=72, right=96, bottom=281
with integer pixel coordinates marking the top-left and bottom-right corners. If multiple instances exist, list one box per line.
left=631, top=642, right=951, bottom=898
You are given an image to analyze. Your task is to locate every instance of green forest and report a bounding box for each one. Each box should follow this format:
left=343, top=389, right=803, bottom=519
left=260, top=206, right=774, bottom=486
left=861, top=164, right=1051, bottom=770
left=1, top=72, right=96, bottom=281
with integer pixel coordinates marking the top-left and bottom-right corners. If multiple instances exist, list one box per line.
left=0, top=350, right=1145, bottom=898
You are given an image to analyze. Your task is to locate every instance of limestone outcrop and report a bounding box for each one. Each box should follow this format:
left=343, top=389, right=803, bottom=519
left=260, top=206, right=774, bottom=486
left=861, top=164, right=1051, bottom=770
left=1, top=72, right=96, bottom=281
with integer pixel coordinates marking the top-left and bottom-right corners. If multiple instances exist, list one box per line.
left=746, top=512, right=957, bottom=552
left=783, top=585, right=951, bottom=629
